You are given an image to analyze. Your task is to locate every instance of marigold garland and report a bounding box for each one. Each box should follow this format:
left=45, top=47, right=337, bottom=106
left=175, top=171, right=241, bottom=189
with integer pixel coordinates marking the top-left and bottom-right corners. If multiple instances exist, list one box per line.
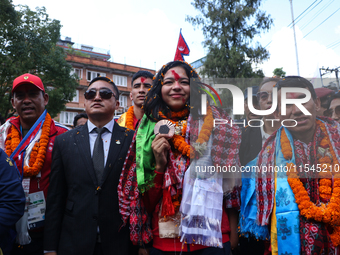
left=158, top=105, right=214, bottom=159
left=159, top=108, right=189, bottom=120
left=281, top=120, right=340, bottom=246
left=5, top=113, right=51, bottom=177
left=125, top=106, right=135, bottom=130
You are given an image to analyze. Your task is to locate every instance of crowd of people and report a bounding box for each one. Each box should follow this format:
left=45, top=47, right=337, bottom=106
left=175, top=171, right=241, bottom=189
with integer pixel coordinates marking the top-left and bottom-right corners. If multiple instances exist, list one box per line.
left=0, top=61, right=340, bottom=255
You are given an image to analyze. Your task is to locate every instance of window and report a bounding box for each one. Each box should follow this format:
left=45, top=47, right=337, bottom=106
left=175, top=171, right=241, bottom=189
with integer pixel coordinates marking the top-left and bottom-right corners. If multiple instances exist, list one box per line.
left=86, top=71, right=106, bottom=81
left=119, top=95, right=127, bottom=108
left=72, top=90, right=79, bottom=103
left=71, top=68, right=83, bottom=79
left=60, top=111, right=78, bottom=126
left=112, top=75, right=127, bottom=87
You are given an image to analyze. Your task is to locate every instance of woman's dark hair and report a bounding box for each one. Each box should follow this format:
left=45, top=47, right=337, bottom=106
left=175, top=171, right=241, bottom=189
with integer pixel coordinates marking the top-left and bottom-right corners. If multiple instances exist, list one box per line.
left=143, top=61, right=202, bottom=122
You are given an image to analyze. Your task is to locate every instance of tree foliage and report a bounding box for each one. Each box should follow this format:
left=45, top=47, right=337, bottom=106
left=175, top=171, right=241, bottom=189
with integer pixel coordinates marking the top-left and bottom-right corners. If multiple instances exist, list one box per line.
left=273, top=67, right=286, bottom=78
left=187, top=0, right=273, bottom=79
left=0, top=0, right=78, bottom=118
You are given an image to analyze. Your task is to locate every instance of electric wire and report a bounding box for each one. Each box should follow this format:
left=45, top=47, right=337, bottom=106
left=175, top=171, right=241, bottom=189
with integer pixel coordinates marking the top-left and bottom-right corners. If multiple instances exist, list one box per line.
left=303, top=7, right=340, bottom=38
left=300, top=0, right=335, bottom=30
left=328, top=41, right=340, bottom=49
left=288, top=0, right=322, bottom=27
left=327, top=39, right=340, bottom=49
left=264, top=0, right=325, bottom=49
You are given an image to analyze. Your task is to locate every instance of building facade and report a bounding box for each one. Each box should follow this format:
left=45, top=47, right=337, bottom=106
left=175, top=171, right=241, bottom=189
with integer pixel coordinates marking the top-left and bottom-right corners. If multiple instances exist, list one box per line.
left=57, top=37, right=155, bottom=127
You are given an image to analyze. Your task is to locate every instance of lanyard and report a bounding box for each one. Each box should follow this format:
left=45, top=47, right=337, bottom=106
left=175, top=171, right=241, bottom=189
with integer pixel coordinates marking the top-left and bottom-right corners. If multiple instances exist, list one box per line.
left=10, top=110, right=47, bottom=160
left=10, top=110, right=47, bottom=180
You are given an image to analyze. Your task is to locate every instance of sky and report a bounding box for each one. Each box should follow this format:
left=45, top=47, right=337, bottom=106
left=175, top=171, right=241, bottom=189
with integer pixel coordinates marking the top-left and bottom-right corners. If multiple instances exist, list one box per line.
left=11, top=0, right=340, bottom=82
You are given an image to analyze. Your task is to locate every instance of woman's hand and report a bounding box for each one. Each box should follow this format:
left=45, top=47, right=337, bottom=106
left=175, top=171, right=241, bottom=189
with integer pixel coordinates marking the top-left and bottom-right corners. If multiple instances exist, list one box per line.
left=151, top=133, right=171, bottom=173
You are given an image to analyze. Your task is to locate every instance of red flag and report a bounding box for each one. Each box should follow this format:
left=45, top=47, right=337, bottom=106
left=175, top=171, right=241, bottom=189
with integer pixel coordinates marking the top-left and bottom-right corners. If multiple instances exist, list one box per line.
left=174, top=29, right=190, bottom=61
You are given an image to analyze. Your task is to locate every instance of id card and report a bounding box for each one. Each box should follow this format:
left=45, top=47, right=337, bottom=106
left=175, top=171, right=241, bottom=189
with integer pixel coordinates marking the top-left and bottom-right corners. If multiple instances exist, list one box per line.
left=27, top=191, right=45, bottom=229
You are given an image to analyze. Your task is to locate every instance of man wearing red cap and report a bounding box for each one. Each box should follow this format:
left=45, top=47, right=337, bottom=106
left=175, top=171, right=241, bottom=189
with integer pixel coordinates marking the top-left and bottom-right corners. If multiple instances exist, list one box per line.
left=0, top=73, right=69, bottom=255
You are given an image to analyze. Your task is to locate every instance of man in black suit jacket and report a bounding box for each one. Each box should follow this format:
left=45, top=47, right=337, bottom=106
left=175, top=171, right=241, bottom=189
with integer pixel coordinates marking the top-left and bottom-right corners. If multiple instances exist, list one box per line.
left=44, top=77, right=134, bottom=255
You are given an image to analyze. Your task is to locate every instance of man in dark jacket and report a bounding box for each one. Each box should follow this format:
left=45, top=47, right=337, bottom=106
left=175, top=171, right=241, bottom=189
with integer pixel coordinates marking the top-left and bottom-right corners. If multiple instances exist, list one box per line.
left=0, top=148, right=25, bottom=255
left=44, top=77, right=134, bottom=255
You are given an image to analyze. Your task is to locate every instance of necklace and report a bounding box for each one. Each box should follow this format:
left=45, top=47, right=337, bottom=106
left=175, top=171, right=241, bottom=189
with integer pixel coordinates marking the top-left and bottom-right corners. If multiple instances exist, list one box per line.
left=5, top=113, right=52, bottom=177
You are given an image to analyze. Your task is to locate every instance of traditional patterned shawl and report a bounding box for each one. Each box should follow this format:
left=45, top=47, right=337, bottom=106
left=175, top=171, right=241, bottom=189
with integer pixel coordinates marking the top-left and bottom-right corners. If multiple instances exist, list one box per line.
left=190, top=106, right=242, bottom=201
left=255, top=117, right=340, bottom=254
left=117, top=128, right=153, bottom=246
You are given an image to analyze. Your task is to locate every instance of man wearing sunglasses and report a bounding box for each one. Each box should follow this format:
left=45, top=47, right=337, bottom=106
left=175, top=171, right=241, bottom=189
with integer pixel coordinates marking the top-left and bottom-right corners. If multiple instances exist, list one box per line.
left=44, top=77, right=134, bottom=255
left=243, top=86, right=261, bottom=123
left=327, top=91, right=340, bottom=123
left=240, top=78, right=281, bottom=166
left=117, top=71, right=153, bottom=130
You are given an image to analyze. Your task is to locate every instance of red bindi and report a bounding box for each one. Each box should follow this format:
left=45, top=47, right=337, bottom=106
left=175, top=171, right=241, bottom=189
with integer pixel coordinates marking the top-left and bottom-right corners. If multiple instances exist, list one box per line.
left=171, top=70, right=180, bottom=81
left=141, top=77, right=146, bottom=83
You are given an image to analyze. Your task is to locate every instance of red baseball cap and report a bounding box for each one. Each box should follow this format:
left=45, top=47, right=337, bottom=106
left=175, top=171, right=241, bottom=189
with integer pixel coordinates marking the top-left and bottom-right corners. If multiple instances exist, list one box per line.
left=315, top=87, right=334, bottom=99
left=12, top=73, right=45, bottom=93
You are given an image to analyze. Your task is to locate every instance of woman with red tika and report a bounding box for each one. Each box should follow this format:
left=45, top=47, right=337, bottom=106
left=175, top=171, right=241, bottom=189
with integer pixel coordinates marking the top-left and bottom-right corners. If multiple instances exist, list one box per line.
left=118, top=61, right=241, bottom=254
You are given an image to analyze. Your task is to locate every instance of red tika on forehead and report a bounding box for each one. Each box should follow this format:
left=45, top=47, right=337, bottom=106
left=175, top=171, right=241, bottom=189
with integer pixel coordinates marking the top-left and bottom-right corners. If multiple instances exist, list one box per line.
left=141, top=77, right=146, bottom=83
left=171, top=70, right=180, bottom=81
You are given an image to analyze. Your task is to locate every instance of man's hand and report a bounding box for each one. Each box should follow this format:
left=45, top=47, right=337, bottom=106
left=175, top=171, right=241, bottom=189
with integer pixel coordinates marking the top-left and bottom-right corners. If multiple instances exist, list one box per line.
left=151, top=133, right=171, bottom=173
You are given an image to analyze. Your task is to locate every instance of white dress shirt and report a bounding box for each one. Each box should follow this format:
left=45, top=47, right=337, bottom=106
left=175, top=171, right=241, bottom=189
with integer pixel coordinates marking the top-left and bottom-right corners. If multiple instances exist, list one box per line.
left=87, top=118, right=115, bottom=167
left=260, top=121, right=271, bottom=146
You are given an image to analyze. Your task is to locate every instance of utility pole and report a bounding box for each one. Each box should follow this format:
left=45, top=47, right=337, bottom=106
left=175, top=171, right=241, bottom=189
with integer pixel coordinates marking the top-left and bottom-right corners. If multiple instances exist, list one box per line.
left=289, top=0, right=300, bottom=76
left=319, top=67, right=340, bottom=89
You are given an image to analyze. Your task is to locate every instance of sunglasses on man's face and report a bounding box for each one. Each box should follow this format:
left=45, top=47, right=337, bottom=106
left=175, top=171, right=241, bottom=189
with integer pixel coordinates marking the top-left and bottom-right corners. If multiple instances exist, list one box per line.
left=257, top=91, right=272, bottom=101
left=324, top=105, right=340, bottom=117
left=84, top=88, right=115, bottom=100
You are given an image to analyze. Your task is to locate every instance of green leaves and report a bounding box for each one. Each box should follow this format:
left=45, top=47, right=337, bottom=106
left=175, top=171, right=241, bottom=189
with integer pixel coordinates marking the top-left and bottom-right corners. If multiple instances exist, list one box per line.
left=273, top=67, right=286, bottom=78
left=187, top=0, right=272, bottom=79
left=0, top=1, right=77, bottom=118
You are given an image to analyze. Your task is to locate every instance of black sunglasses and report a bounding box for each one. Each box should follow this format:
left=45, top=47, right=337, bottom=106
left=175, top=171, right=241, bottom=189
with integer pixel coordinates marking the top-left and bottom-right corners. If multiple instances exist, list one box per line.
left=84, top=88, right=115, bottom=100
left=324, top=105, right=340, bottom=117
left=257, top=91, right=272, bottom=101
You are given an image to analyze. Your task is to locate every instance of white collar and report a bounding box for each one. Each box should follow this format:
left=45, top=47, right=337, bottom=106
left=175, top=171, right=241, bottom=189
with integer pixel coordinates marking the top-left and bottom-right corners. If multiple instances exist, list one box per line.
left=87, top=118, right=114, bottom=133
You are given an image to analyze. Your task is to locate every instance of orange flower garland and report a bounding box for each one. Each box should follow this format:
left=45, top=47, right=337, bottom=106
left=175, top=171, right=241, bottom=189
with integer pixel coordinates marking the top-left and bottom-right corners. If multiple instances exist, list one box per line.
left=159, top=105, right=214, bottom=159
left=159, top=108, right=189, bottom=120
left=281, top=121, right=340, bottom=246
left=125, top=106, right=135, bottom=130
left=5, top=113, right=51, bottom=177
left=5, top=120, right=20, bottom=155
